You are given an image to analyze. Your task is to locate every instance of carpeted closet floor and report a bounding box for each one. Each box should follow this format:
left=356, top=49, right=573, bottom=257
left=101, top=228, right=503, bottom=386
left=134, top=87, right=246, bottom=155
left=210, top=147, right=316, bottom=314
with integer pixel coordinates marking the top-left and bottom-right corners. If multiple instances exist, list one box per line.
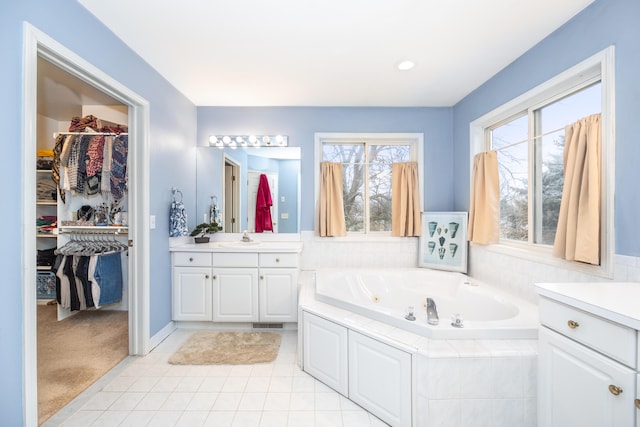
left=37, top=303, right=128, bottom=425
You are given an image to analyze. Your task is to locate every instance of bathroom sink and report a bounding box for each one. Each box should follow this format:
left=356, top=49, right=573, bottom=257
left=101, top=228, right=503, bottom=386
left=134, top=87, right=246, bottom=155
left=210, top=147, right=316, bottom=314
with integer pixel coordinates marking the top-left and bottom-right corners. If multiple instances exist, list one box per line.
left=220, top=241, right=263, bottom=248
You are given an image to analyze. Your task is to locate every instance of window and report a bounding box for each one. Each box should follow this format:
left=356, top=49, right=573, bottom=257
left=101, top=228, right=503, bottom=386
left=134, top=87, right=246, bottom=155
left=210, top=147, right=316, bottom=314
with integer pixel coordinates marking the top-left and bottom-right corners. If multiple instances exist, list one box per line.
left=315, top=133, right=423, bottom=235
left=491, top=83, right=601, bottom=245
left=470, top=47, right=614, bottom=276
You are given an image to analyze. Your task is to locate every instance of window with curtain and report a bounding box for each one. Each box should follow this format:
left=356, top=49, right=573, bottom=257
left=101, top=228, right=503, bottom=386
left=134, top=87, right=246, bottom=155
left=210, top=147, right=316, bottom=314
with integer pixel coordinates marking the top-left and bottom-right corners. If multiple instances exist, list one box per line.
left=470, top=47, right=614, bottom=277
left=316, top=133, right=422, bottom=235
left=490, top=82, right=601, bottom=245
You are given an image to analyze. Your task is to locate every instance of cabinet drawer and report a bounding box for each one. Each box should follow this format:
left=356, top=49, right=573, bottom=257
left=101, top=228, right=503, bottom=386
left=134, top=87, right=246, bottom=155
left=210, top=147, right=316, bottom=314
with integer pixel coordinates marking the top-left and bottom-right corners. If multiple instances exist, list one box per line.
left=259, top=253, right=299, bottom=268
left=173, top=252, right=212, bottom=267
left=539, top=297, right=637, bottom=368
left=212, top=252, right=258, bottom=267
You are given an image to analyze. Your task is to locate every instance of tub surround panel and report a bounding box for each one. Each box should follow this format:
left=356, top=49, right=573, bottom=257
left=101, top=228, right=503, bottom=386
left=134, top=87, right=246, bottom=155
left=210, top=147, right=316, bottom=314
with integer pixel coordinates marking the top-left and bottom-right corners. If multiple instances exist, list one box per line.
left=298, top=271, right=538, bottom=426
left=300, top=231, right=418, bottom=269
left=470, top=246, right=640, bottom=304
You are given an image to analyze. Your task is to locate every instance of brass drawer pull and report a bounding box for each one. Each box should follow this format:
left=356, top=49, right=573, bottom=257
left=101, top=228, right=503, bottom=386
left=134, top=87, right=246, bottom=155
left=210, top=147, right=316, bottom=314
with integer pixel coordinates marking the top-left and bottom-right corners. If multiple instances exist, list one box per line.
left=635, top=399, right=640, bottom=410
left=608, top=384, right=623, bottom=396
left=567, top=320, right=580, bottom=329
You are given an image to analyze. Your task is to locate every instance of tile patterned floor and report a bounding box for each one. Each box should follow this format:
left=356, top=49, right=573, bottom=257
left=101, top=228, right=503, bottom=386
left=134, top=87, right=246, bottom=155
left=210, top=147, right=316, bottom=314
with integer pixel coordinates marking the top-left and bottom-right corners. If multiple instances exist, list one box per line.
left=43, top=329, right=388, bottom=427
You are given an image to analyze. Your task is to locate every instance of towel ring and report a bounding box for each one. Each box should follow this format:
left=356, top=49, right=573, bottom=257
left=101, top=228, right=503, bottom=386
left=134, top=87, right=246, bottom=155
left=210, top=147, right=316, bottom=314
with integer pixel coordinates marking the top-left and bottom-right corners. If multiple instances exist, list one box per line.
left=171, top=187, right=183, bottom=203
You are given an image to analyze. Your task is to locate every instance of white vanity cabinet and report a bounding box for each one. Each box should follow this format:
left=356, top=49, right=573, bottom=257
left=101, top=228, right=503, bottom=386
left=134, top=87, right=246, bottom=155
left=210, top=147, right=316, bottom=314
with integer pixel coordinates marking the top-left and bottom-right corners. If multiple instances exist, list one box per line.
left=212, top=253, right=259, bottom=322
left=258, top=253, right=299, bottom=322
left=536, top=283, right=640, bottom=427
left=171, top=252, right=213, bottom=321
left=302, top=311, right=412, bottom=427
left=171, top=243, right=301, bottom=324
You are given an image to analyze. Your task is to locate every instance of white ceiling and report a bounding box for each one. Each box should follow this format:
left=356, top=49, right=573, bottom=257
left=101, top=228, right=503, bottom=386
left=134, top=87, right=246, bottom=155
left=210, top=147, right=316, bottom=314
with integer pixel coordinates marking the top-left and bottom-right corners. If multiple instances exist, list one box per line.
left=78, top=0, right=593, bottom=107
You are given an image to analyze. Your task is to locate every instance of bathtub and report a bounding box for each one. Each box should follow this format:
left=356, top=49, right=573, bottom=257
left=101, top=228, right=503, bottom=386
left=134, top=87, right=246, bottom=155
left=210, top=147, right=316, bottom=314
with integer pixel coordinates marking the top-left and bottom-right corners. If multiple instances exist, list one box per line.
left=314, top=268, right=539, bottom=339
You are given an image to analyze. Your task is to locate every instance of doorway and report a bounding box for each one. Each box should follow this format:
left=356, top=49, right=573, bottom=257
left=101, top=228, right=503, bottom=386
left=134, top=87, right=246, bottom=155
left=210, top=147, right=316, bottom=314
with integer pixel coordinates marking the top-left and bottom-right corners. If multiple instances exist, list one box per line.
left=223, top=155, right=240, bottom=233
left=22, top=23, right=150, bottom=426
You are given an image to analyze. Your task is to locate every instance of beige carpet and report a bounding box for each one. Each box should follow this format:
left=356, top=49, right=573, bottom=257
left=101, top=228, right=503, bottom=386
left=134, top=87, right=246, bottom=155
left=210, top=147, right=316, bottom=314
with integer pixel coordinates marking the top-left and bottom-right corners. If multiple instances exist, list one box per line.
left=37, top=304, right=128, bottom=425
left=169, top=331, right=281, bottom=365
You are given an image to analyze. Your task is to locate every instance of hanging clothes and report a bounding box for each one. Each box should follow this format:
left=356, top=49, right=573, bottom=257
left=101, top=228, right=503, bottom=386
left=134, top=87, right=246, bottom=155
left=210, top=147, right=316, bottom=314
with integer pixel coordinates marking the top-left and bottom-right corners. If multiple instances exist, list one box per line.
left=53, top=235, right=127, bottom=311
left=255, top=174, right=273, bottom=232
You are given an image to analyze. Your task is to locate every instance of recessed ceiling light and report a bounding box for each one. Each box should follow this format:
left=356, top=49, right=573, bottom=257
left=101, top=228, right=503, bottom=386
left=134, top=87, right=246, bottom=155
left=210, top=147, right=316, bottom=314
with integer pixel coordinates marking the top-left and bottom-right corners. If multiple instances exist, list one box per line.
left=397, top=60, right=415, bottom=71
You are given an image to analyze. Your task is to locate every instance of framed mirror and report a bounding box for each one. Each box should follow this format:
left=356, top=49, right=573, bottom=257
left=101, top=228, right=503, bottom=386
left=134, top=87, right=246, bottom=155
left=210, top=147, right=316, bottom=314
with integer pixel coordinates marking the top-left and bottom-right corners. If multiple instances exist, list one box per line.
left=196, top=146, right=301, bottom=233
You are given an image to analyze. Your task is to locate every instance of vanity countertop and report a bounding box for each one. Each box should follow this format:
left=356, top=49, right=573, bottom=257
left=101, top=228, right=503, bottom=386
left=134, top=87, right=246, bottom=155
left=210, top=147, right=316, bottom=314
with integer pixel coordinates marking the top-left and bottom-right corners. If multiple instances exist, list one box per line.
left=170, top=240, right=303, bottom=253
left=536, top=282, right=640, bottom=330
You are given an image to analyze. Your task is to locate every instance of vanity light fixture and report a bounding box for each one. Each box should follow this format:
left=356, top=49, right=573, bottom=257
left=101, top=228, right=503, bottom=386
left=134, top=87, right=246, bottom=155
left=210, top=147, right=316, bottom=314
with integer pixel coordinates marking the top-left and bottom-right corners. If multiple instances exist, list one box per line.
left=208, top=134, right=288, bottom=148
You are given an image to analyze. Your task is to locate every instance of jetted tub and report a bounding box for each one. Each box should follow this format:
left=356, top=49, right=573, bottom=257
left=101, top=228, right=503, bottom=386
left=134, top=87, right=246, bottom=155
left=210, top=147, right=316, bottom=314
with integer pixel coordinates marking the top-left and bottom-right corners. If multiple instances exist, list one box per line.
left=314, top=268, right=539, bottom=339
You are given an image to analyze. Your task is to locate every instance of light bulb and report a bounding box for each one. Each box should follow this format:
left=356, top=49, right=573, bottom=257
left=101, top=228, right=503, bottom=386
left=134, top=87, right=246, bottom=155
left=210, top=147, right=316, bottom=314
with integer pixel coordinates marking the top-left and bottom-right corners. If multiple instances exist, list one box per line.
left=249, top=135, right=257, bottom=144
left=209, top=135, right=218, bottom=145
left=222, top=136, right=231, bottom=144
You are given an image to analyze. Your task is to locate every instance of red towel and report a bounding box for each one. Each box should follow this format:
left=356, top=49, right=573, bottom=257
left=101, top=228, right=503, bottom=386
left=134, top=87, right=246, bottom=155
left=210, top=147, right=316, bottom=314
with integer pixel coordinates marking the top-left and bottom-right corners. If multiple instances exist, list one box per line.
left=255, top=174, right=273, bottom=232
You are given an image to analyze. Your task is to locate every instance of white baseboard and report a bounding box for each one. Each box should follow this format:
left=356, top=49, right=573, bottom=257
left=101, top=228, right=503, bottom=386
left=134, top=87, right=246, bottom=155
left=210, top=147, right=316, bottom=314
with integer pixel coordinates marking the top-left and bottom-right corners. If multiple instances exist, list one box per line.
left=148, top=321, right=177, bottom=351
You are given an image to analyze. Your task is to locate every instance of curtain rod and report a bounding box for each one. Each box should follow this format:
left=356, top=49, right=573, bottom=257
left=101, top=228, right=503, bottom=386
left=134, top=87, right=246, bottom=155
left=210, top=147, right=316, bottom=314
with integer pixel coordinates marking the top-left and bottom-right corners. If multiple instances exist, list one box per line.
left=492, top=125, right=568, bottom=153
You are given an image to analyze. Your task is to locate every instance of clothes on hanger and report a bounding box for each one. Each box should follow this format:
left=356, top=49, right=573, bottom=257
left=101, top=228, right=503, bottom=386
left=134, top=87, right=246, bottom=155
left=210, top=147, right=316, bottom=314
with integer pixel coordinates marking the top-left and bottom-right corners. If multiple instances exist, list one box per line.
left=53, top=235, right=127, bottom=311
left=255, top=174, right=273, bottom=232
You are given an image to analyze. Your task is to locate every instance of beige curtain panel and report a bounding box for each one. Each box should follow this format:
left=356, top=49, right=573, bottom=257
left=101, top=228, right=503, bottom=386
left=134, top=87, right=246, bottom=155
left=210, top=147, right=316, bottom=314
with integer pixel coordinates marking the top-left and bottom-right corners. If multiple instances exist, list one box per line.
left=553, top=114, right=601, bottom=265
left=319, top=162, right=347, bottom=237
left=391, top=162, right=421, bottom=237
left=468, top=150, right=500, bottom=244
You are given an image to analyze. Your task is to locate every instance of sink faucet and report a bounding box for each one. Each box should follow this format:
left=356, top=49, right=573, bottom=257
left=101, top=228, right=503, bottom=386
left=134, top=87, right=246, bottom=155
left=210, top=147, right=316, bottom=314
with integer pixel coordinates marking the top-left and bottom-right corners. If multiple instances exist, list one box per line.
left=426, top=298, right=439, bottom=325
left=242, top=231, right=252, bottom=242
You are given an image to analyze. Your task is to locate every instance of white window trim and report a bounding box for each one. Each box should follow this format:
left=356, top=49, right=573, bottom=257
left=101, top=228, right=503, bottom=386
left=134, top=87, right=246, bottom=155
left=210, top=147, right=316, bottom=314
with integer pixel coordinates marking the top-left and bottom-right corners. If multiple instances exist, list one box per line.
left=469, top=46, right=615, bottom=278
left=314, top=132, right=424, bottom=240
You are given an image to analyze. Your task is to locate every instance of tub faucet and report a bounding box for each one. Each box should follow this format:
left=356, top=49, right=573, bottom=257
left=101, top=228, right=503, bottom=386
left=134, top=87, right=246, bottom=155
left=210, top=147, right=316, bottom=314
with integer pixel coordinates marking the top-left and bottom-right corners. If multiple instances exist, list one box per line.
left=426, top=298, right=439, bottom=325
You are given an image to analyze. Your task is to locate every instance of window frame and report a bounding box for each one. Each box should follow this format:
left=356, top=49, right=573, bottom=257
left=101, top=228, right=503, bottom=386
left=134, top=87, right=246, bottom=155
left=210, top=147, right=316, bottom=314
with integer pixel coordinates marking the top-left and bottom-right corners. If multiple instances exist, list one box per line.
left=315, top=132, right=424, bottom=239
left=469, top=46, right=615, bottom=278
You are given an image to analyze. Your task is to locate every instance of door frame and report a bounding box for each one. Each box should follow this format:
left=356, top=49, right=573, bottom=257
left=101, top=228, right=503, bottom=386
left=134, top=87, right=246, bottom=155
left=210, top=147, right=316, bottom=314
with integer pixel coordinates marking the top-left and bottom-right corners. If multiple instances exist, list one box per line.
left=223, top=153, right=241, bottom=233
left=22, top=23, right=151, bottom=426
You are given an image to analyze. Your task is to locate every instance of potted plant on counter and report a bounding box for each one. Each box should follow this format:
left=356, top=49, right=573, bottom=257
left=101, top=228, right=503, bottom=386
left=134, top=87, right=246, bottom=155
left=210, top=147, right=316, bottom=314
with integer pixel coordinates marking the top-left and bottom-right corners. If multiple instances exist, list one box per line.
left=190, top=222, right=223, bottom=243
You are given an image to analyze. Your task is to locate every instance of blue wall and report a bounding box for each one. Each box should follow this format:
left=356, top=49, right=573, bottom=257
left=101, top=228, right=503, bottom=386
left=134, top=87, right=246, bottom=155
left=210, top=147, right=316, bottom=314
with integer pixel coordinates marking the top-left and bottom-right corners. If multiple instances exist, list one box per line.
left=197, top=107, right=455, bottom=231
left=452, top=0, right=640, bottom=256
left=0, top=1, right=196, bottom=424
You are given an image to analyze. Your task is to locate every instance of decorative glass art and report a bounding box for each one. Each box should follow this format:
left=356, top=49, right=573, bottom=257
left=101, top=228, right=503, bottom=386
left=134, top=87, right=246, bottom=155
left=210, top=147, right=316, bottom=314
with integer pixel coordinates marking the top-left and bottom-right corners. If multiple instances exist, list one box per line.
left=418, top=212, right=468, bottom=273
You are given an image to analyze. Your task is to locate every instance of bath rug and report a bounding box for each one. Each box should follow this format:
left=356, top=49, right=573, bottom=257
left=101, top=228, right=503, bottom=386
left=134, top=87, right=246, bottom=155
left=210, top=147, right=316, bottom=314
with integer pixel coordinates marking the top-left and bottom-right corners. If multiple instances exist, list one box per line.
left=169, top=331, right=281, bottom=365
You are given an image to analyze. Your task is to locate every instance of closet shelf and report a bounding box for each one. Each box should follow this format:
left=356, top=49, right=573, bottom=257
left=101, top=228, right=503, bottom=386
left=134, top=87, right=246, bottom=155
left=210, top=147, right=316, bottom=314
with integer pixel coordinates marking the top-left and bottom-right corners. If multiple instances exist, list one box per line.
left=36, top=200, right=57, bottom=206
left=58, top=225, right=128, bottom=235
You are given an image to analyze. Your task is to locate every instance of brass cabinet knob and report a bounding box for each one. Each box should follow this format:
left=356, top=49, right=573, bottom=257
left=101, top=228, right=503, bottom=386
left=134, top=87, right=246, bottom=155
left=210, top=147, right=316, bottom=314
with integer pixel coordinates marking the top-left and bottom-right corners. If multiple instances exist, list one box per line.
left=205, top=274, right=209, bottom=279
left=608, top=384, right=623, bottom=396
left=189, top=257, right=194, bottom=262
left=635, top=399, right=640, bottom=410
left=260, top=275, right=264, bottom=280
left=567, top=320, right=580, bottom=329
left=275, top=258, right=280, bottom=263
left=212, top=275, right=217, bottom=280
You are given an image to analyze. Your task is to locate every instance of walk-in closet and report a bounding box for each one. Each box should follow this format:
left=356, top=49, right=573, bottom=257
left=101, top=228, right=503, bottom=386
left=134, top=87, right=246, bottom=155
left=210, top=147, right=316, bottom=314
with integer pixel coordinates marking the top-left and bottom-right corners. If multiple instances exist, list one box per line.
left=36, top=56, right=131, bottom=425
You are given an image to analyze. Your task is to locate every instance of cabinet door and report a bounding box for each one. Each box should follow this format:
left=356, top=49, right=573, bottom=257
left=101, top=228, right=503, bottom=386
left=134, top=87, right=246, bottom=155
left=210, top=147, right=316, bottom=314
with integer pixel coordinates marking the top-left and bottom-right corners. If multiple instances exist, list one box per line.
left=212, top=268, right=259, bottom=322
left=259, top=268, right=298, bottom=322
left=302, top=312, right=348, bottom=396
left=539, top=327, right=635, bottom=427
left=172, top=267, right=212, bottom=321
left=348, top=330, right=412, bottom=427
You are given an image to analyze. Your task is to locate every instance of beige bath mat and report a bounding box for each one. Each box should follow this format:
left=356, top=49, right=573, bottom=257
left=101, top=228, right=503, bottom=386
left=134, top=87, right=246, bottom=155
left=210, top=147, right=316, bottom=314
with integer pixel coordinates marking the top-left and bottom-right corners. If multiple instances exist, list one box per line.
left=169, top=331, right=281, bottom=365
